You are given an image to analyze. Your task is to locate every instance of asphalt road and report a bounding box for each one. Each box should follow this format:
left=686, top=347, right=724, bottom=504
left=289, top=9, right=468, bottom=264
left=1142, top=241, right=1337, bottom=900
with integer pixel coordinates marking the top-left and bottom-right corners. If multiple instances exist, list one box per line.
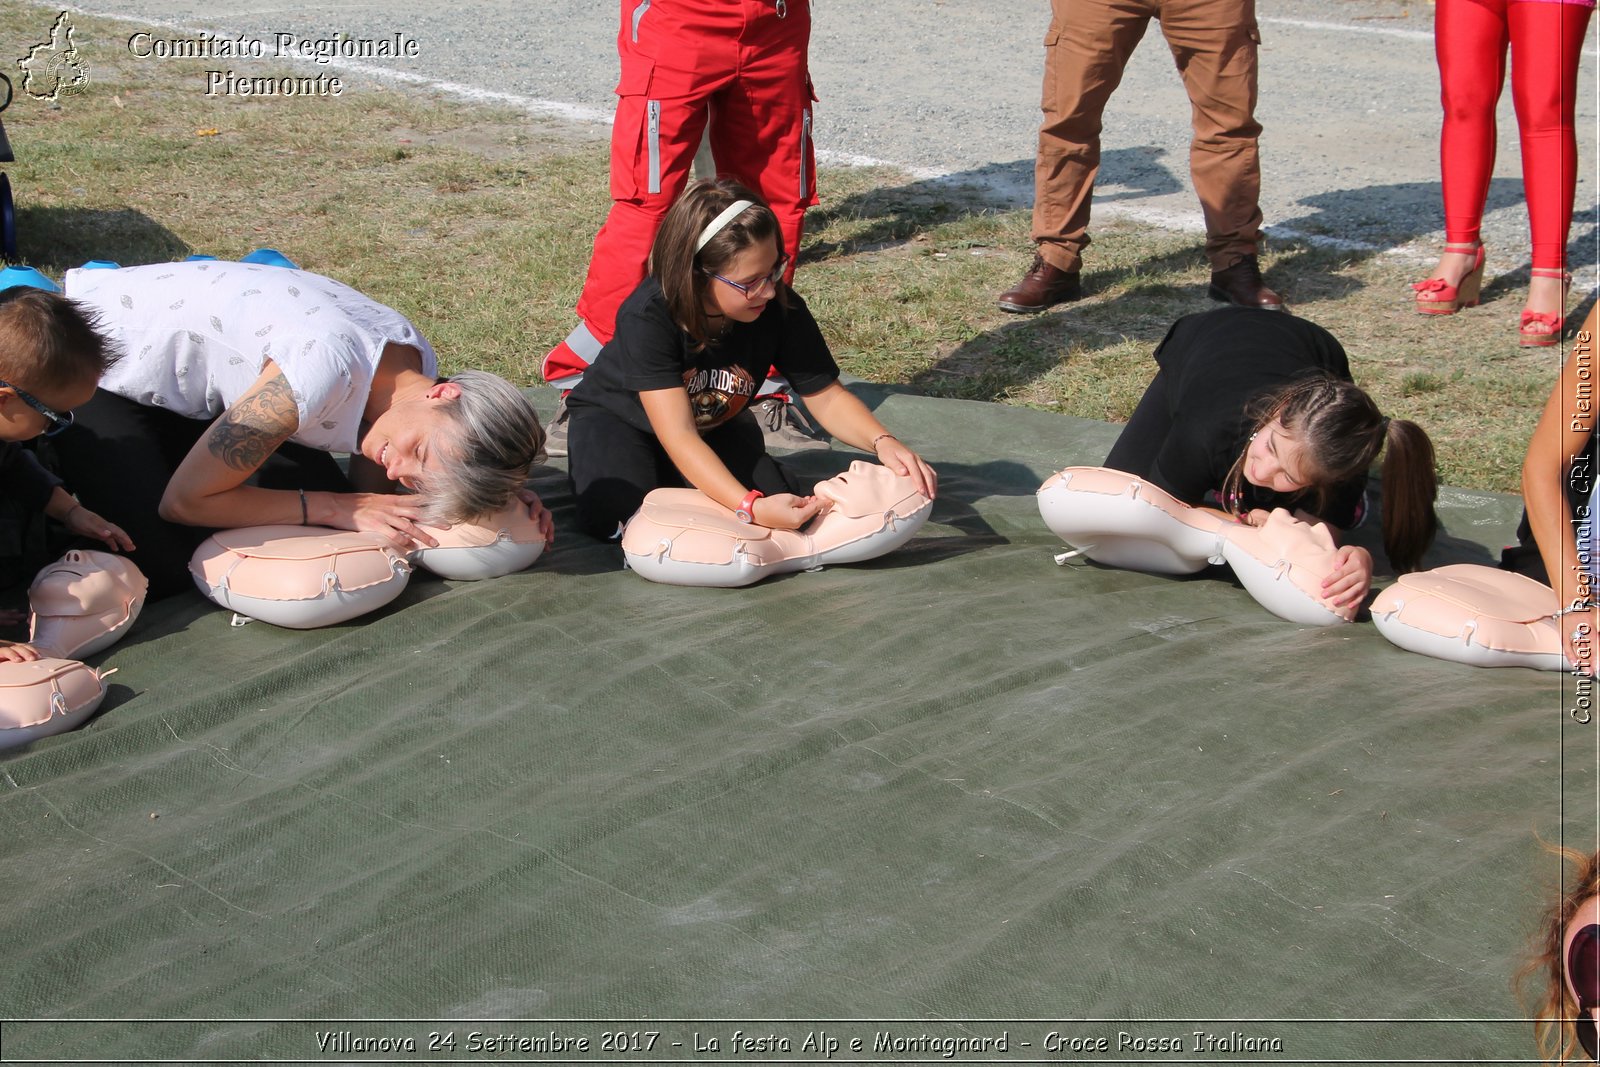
left=31, top=1, right=1600, bottom=270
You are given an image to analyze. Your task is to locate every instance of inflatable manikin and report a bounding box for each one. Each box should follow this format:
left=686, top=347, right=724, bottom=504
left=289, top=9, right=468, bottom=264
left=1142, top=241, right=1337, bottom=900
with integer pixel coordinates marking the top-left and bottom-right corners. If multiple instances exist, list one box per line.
left=0, top=658, right=114, bottom=752
left=28, top=550, right=148, bottom=659
left=409, top=500, right=547, bottom=581
left=1371, top=564, right=1574, bottom=671
left=190, top=503, right=550, bottom=629
left=191, top=526, right=413, bottom=630
left=1036, top=466, right=1354, bottom=626
left=621, top=461, right=934, bottom=588
left=0, top=550, right=148, bottom=752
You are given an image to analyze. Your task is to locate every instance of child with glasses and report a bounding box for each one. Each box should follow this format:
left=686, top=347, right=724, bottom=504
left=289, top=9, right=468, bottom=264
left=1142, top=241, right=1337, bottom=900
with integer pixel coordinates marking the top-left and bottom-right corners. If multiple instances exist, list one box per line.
left=566, top=180, right=936, bottom=540
left=0, top=287, right=132, bottom=661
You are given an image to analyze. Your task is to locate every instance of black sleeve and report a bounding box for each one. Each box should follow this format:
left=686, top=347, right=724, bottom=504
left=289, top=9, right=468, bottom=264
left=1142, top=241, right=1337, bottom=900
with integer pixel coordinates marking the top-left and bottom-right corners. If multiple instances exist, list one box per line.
left=614, top=296, right=693, bottom=394
left=0, top=442, right=62, bottom=515
left=769, top=292, right=840, bottom=397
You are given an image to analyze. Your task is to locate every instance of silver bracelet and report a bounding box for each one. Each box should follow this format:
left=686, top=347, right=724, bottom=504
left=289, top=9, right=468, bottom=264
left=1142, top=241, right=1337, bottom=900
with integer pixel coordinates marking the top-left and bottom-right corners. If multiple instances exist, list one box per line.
left=1555, top=600, right=1597, bottom=617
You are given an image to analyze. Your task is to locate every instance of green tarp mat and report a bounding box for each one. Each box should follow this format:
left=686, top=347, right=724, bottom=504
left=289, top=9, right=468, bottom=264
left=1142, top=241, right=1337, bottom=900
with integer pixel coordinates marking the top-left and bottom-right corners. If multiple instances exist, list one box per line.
left=1, top=384, right=1593, bottom=1065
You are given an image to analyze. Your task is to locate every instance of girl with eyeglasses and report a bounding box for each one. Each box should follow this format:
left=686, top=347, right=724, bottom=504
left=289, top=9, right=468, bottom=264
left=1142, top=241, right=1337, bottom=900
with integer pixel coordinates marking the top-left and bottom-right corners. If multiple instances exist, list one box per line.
left=566, top=180, right=936, bottom=540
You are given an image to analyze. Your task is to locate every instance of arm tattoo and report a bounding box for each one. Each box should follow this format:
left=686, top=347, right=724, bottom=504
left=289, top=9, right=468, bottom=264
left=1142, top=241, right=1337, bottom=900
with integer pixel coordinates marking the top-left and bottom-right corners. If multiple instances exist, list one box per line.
left=207, top=371, right=299, bottom=472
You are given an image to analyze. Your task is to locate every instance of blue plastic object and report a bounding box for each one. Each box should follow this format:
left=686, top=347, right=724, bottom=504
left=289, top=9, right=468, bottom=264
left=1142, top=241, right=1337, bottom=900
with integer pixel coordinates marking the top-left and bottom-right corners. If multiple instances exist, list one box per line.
left=77, top=259, right=120, bottom=271
left=0, top=265, right=59, bottom=293
left=183, top=254, right=218, bottom=262
left=240, top=247, right=298, bottom=269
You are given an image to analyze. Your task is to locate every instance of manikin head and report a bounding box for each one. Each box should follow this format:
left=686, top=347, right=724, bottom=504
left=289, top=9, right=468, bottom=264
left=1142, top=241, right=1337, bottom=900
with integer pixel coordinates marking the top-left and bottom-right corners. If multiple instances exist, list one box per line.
left=813, top=461, right=930, bottom=520
left=1222, top=508, right=1353, bottom=620
left=28, top=550, right=148, bottom=660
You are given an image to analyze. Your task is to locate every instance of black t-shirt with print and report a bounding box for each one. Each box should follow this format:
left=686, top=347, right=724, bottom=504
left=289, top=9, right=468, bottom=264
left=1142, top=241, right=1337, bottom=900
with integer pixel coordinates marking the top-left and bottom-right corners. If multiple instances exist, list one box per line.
left=568, top=277, right=840, bottom=435
left=1133, top=305, right=1365, bottom=526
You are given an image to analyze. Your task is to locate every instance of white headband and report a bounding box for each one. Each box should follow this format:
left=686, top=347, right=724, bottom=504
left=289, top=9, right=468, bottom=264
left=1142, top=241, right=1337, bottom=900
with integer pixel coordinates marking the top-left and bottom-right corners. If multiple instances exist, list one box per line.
left=694, top=199, right=754, bottom=253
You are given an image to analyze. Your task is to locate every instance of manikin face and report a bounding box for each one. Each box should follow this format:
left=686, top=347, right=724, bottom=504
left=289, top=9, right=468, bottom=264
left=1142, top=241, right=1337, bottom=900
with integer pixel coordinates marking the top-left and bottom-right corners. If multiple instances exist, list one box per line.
left=1239, top=508, right=1338, bottom=564
left=1243, top=418, right=1312, bottom=494
left=813, top=461, right=925, bottom=517
left=702, top=235, right=782, bottom=325
left=360, top=383, right=461, bottom=491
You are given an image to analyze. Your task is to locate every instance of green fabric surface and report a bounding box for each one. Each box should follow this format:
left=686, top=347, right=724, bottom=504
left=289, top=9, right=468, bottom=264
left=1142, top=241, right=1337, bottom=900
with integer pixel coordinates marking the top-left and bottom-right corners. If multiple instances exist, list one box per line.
left=0, top=385, right=1591, bottom=1063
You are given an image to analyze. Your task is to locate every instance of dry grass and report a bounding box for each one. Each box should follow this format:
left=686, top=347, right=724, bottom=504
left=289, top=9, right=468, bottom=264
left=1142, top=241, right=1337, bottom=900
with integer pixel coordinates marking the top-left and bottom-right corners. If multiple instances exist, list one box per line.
left=1, top=6, right=1565, bottom=491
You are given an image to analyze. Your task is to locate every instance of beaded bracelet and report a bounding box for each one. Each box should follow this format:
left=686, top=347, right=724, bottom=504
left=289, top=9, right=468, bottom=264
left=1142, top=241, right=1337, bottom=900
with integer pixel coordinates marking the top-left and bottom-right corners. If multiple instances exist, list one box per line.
left=869, top=432, right=897, bottom=453
left=1555, top=601, right=1597, bottom=617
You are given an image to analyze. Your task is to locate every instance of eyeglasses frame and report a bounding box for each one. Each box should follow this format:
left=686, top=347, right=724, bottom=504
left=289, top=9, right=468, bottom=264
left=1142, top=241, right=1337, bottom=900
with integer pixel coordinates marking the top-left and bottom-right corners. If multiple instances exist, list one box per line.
left=0, top=376, right=73, bottom=436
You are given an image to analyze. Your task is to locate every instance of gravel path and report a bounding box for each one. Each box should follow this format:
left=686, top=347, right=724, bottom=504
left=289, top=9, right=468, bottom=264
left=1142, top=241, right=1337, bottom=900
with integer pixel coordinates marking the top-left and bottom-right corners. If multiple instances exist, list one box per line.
left=39, top=1, right=1600, bottom=271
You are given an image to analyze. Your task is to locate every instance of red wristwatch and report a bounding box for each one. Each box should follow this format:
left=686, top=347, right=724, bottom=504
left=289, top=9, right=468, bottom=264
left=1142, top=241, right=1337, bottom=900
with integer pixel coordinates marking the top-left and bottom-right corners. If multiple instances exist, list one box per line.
left=735, top=489, right=764, bottom=524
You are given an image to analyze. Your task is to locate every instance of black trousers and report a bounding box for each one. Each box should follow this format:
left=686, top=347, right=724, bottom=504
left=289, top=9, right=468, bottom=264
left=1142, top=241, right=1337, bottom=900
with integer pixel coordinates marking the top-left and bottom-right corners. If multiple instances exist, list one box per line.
left=567, top=403, right=805, bottom=540
left=47, top=389, right=353, bottom=599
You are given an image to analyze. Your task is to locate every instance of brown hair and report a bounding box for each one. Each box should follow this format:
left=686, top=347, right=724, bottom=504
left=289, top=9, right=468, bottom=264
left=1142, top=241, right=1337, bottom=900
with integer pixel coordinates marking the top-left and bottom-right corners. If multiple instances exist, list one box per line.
left=648, top=179, right=785, bottom=350
left=0, top=287, right=118, bottom=392
left=1220, top=374, right=1439, bottom=571
left=1518, top=844, right=1600, bottom=1064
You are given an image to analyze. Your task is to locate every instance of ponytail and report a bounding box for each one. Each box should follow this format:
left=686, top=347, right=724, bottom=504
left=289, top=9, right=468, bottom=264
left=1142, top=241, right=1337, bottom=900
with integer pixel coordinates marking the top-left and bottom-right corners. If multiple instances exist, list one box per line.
left=1377, top=418, right=1438, bottom=572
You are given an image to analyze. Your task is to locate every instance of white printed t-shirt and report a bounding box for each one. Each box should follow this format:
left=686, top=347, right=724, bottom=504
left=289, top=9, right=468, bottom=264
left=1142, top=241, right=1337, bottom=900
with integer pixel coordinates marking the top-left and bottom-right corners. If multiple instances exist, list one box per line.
left=66, top=261, right=438, bottom=453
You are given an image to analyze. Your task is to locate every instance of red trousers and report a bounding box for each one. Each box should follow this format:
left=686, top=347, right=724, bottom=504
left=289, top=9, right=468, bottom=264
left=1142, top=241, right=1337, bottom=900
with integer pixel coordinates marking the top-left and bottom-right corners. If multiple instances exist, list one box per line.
left=1435, top=0, right=1593, bottom=269
left=1032, top=0, right=1265, bottom=273
left=544, top=0, right=816, bottom=384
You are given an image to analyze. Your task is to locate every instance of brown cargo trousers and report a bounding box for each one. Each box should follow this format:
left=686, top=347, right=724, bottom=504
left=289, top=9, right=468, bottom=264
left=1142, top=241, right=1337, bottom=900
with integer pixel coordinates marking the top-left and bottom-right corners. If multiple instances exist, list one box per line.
left=1031, top=0, right=1265, bottom=273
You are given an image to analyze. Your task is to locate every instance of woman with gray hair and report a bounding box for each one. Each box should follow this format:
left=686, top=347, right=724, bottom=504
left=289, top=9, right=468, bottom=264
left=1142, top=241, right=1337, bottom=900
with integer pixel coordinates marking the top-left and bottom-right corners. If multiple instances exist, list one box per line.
left=51, top=258, right=550, bottom=599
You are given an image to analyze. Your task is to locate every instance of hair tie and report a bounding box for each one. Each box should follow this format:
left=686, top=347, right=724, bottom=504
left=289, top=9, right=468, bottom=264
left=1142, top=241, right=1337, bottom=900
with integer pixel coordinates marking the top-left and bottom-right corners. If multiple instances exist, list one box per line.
left=1380, top=416, right=1392, bottom=435
left=695, top=200, right=754, bottom=253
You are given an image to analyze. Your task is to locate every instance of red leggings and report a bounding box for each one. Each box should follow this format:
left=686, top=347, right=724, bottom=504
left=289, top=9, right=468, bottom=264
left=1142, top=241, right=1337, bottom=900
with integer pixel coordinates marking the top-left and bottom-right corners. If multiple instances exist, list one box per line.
left=1436, top=0, right=1592, bottom=270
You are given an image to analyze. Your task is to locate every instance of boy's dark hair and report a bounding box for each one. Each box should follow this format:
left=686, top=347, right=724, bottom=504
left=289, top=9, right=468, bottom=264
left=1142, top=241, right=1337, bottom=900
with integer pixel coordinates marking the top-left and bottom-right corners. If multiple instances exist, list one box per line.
left=0, top=287, right=119, bottom=392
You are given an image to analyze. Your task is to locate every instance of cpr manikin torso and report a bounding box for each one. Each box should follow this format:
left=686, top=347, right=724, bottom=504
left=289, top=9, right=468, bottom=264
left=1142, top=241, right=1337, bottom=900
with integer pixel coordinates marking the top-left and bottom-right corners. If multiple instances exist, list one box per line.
left=189, top=502, right=549, bottom=629
left=0, top=550, right=149, bottom=751
left=1370, top=564, right=1574, bottom=671
left=1037, top=466, right=1354, bottom=625
left=621, top=461, right=933, bottom=587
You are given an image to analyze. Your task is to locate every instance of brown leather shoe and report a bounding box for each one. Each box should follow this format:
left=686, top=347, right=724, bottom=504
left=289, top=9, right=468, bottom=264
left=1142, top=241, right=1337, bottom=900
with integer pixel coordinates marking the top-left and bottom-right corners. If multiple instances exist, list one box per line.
left=1208, top=254, right=1284, bottom=310
left=998, top=254, right=1082, bottom=313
